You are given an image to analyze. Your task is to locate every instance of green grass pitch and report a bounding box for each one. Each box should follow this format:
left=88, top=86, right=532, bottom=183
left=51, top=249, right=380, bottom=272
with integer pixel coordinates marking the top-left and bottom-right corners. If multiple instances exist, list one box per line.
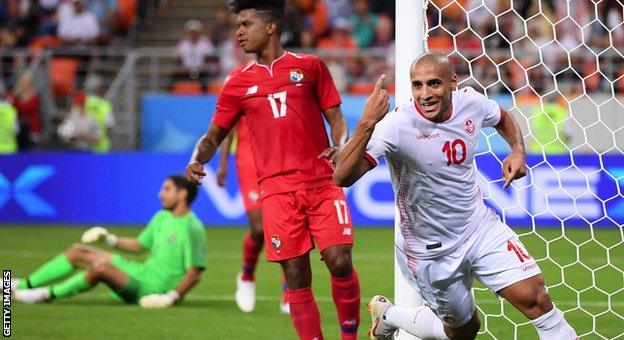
left=1, top=226, right=622, bottom=339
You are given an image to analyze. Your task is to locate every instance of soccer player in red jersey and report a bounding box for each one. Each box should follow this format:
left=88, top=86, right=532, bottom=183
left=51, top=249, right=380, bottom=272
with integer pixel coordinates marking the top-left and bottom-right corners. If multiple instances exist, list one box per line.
left=216, top=117, right=289, bottom=314
left=185, top=1, right=361, bottom=338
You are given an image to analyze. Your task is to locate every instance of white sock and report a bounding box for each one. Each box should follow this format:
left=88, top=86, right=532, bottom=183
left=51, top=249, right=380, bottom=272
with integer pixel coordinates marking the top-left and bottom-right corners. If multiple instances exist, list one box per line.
left=385, top=306, right=449, bottom=340
left=10, top=278, right=21, bottom=290
left=532, top=307, right=577, bottom=339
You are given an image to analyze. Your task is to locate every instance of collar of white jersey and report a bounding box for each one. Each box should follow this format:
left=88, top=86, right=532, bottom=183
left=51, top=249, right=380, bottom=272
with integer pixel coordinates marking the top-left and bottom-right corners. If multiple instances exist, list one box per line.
left=243, top=51, right=298, bottom=76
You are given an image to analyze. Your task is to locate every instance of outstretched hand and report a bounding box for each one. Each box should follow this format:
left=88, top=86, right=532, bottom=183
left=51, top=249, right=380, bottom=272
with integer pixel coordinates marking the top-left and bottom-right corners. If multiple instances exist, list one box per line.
left=362, top=74, right=391, bottom=124
left=502, top=151, right=527, bottom=188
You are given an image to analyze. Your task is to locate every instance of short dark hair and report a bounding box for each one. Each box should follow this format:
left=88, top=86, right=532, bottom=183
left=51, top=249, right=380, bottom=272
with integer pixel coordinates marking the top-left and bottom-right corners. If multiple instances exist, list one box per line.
left=167, top=175, right=198, bottom=205
left=229, top=0, right=285, bottom=29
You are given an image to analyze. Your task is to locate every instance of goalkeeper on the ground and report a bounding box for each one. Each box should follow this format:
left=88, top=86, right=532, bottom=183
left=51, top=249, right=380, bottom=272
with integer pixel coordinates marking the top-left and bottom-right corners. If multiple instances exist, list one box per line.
left=12, top=175, right=206, bottom=308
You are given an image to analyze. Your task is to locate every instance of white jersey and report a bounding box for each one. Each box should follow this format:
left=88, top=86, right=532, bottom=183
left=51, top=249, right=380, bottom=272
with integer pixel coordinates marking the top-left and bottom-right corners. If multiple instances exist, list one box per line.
left=365, top=86, right=502, bottom=259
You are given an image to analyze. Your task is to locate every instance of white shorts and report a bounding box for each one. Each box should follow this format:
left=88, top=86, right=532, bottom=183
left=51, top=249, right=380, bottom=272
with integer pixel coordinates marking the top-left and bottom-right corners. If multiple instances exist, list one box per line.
left=397, top=214, right=542, bottom=328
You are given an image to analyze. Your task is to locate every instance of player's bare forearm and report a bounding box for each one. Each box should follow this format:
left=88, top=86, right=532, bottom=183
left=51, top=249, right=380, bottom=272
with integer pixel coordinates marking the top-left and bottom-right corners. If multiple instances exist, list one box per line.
left=187, top=124, right=230, bottom=184
left=323, top=106, right=348, bottom=147
left=114, top=237, right=145, bottom=253
left=190, top=124, right=229, bottom=165
left=495, top=108, right=525, bottom=156
left=496, top=108, right=528, bottom=188
left=173, top=267, right=203, bottom=296
left=334, top=121, right=375, bottom=187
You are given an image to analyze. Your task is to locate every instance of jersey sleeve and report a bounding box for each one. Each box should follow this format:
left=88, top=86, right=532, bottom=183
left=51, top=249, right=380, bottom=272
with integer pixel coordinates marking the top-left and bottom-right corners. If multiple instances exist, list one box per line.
left=474, top=88, right=502, bottom=127
left=183, top=220, right=207, bottom=270
left=365, top=111, right=399, bottom=166
left=313, top=57, right=342, bottom=111
left=137, top=211, right=163, bottom=250
left=212, top=75, right=243, bottom=130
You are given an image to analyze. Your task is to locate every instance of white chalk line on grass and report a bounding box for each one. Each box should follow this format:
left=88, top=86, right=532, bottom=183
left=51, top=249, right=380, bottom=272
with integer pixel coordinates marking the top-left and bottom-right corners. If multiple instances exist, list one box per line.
left=84, top=293, right=624, bottom=308
left=191, top=295, right=624, bottom=308
left=2, top=251, right=622, bottom=266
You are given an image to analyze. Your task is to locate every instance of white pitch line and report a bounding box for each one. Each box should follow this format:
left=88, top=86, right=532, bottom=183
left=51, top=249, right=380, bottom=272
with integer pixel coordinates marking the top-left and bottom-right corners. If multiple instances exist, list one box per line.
left=85, top=293, right=624, bottom=309
left=2, top=251, right=622, bottom=266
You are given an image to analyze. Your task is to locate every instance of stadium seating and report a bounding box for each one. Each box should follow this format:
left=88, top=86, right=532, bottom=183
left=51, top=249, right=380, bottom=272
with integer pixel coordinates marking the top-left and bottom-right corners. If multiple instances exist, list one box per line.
left=49, top=57, right=79, bottom=97
left=172, top=81, right=203, bottom=94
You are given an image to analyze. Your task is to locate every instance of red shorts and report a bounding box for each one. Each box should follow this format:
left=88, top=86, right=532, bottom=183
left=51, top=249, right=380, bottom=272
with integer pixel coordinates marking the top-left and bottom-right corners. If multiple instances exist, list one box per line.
left=261, top=184, right=354, bottom=261
left=236, top=164, right=261, bottom=212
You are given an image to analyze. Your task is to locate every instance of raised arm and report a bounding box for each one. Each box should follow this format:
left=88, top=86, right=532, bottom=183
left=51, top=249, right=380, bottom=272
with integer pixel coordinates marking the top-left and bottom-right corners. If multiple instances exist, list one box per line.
left=334, top=75, right=390, bottom=187
left=494, top=108, right=527, bottom=188
left=185, top=123, right=231, bottom=184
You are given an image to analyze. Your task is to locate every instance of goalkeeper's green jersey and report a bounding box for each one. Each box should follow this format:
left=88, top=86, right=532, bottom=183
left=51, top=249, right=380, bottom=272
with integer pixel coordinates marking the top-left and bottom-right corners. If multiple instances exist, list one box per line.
left=137, top=210, right=206, bottom=290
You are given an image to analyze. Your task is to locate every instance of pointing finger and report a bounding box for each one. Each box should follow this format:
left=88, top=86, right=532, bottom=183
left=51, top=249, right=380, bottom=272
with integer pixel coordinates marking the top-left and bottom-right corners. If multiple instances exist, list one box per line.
left=373, top=74, right=386, bottom=94
left=503, top=167, right=518, bottom=189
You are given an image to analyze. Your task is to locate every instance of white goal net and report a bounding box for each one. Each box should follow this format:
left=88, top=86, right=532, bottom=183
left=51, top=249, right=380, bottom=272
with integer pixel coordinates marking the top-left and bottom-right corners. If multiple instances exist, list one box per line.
left=419, top=0, right=624, bottom=338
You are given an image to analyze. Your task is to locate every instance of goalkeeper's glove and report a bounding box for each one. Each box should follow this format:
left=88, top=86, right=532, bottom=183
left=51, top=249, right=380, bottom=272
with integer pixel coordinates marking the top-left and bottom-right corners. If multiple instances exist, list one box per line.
left=139, top=290, right=180, bottom=309
left=81, top=226, right=118, bottom=247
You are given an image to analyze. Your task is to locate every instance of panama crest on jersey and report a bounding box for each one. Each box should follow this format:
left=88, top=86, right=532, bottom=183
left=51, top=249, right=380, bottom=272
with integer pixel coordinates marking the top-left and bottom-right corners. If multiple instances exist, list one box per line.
left=289, top=69, right=304, bottom=83
left=271, top=235, right=282, bottom=249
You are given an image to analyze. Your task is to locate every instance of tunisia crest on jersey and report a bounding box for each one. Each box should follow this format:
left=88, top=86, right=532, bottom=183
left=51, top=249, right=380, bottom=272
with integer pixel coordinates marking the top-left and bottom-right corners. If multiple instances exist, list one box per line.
left=465, top=118, right=475, bottom=134
left=289, top=69, right=304, bottom=82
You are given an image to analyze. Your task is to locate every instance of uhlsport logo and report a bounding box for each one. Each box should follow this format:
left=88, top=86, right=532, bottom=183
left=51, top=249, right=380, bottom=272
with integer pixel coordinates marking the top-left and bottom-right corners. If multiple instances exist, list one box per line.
left=0, top=166, right=56, bottom=216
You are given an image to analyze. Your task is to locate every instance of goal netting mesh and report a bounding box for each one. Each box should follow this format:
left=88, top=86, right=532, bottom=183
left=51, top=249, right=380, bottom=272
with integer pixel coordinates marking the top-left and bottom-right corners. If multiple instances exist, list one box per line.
left=424, top=0, right=624, bottom=338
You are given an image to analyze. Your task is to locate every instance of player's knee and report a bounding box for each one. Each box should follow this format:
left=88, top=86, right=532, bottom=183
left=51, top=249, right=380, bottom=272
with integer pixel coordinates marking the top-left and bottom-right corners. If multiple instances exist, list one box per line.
left=448, top=317, right=480, bottom=340
left=325, top=252, right=353, bottom=278
left=281, top=262, right=312, bottom=288
left=468, top=318, right=481, bottom=338
left=249, top=225, right=264, bottom=244
left=283, top=268, right=310, bottom=288
left=88, top=262, right=113, bottom=279
left=248, top=213, right=264, bottom=243
left=535, top=285, right=553, bottom=314
left=65, top=244, right=86, bottom=263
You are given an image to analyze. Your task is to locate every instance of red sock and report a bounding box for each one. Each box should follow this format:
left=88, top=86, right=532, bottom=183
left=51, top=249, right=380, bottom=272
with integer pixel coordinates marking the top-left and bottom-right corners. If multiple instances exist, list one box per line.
left=241, top=233, right=262, bottom=281
left=288, top=287, right=323, bottom=340
left=331, top=270, right=361, bottom=340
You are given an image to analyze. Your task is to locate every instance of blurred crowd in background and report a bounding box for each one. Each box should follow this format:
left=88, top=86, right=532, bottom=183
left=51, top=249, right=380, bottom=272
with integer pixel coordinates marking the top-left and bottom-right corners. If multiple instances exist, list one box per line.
left=1, top=0, right=623, bottom=153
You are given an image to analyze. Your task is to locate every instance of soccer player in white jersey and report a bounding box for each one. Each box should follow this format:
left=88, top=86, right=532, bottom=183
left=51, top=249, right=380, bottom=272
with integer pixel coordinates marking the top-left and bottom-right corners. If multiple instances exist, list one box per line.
left=334, top=52, right=577, bottom=340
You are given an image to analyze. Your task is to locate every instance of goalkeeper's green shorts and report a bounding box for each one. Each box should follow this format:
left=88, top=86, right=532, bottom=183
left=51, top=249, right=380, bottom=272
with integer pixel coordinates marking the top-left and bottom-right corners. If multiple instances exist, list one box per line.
left=108, top=254, right=162, bottom=303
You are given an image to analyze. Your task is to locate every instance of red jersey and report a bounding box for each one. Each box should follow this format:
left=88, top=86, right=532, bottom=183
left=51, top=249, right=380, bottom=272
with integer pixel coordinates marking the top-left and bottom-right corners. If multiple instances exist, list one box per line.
left=212, top=52, right=342, bottom=196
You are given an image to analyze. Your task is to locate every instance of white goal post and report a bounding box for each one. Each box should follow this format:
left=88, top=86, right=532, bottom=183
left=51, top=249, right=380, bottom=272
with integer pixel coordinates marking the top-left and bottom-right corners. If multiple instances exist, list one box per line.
left=394, top=1, right=427, bottom=340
